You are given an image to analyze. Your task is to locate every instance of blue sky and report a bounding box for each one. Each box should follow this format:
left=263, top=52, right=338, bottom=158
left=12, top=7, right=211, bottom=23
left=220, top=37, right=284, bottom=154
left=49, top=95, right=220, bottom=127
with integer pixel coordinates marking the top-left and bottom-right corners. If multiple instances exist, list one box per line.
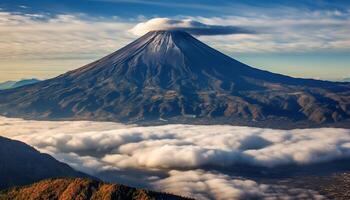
left=2, top=0, right=350, bottom=17
left=0, top=0, right=349, bottom=81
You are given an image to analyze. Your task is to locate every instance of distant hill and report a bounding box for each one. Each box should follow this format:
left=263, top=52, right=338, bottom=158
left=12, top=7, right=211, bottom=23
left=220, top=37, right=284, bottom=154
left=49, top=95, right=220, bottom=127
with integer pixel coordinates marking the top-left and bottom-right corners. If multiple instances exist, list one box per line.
left=0, top=81, right=16, bottom=90
left=11, top=79, right=41, bottom=88
left=0, top=178, right=192, bottom=200
left=0, top=78, right=40, bottom=90
left=0, top=136, right=89, bottom=190
left=341, top=78, right=350, bottom=82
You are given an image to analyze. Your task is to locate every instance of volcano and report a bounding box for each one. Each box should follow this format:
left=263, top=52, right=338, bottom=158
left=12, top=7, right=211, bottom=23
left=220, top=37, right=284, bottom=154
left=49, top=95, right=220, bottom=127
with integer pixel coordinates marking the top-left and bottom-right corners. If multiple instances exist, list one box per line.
left=0, top=30, right=349, bottom=128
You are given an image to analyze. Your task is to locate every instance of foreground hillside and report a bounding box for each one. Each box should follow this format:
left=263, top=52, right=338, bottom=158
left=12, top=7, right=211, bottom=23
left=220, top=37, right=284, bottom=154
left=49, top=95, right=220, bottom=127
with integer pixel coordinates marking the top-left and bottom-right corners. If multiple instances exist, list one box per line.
left=0, top=178, right=192, bottom=200
left=0, top=136, right=89, bottom=190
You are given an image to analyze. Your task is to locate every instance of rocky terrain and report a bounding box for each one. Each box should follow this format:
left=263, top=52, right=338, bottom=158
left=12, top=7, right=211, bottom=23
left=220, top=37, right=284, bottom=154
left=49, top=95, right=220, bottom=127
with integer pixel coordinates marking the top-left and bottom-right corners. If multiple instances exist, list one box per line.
left=0, top=178, right=192, bottom=200
left=0, top=31, right=349, bottom=128
left=281, top=172, right=350, bottom=200
left=0, top=136, right=89, bottom=190
left=317, top=173, right=350, bottom=200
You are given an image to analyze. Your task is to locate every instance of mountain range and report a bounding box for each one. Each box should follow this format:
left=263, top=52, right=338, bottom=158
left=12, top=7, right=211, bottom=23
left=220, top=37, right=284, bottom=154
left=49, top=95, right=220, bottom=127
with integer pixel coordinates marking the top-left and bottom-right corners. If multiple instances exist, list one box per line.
left=341, top=78, right=350, bottom=82
left=0, top=79, right=40, bottom=90
left=0, top=31, right=349, bottom=128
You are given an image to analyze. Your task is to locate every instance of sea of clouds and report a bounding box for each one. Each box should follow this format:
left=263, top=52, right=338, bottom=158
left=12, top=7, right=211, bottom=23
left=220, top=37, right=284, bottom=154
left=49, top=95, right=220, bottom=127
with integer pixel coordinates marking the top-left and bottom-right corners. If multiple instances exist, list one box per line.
left=1, top=116, right=349, bottom=199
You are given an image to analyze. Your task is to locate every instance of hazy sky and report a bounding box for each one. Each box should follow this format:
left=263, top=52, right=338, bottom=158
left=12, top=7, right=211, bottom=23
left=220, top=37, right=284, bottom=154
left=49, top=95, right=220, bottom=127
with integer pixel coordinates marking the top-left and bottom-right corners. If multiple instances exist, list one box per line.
left=0, top=0, right=349, bottom=82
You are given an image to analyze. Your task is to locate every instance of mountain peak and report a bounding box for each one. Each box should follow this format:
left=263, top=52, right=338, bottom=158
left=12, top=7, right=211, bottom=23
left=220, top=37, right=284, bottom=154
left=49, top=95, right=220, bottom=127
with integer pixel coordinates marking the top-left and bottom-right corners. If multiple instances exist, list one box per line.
left=142, top=29, right=196, bottom=50
left=148, top=29, right=189, bottom=34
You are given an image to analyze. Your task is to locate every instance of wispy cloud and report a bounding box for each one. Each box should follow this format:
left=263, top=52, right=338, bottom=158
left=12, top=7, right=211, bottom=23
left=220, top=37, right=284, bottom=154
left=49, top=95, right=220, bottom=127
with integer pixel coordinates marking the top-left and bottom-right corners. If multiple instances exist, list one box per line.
left=1, top=9, right=349, bottom=63
left=192, top=9, right=350, bottom=53
left=88, top=0, right=226, bottom=12
left=0, top=11, right=135, bottom=60
left=0, top=8, right=350, bottom=81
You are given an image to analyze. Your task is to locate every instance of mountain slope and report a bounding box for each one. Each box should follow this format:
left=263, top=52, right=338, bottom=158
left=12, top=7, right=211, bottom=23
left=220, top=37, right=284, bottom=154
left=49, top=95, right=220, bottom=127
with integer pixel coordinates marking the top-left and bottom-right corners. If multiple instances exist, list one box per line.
left=0, top=31, right=349, bottom=128
left=0, top=178, right=192, bottom=200
left=0, top=136, right=90, bottom=190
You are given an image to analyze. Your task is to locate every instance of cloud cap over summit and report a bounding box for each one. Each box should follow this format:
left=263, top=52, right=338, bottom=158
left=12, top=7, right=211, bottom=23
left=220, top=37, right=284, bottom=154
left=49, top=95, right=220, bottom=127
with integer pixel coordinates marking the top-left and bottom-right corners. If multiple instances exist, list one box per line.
left=130, top=18, right=253, bottom=36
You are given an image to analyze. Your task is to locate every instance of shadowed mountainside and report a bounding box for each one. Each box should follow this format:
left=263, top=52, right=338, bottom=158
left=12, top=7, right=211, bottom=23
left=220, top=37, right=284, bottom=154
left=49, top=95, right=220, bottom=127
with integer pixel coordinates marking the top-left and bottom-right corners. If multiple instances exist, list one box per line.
left=0, top=136, right=90, bottom=190
left=0, top=31, right=349, bottom=128
left=0, top=178, right=192, bottom=200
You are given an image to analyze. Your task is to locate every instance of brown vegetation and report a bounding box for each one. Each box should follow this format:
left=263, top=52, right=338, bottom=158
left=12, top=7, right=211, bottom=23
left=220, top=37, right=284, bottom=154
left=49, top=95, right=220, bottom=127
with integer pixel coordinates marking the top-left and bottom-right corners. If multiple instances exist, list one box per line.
left=0, top=178, right=193, bottom=200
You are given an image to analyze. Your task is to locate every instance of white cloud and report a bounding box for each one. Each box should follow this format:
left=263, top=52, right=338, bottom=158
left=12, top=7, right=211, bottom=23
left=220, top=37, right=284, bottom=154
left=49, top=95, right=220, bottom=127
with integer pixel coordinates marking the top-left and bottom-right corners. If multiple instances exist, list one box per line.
left=129, top=18, right=251, bottom=36
left=0, top=116, right=349, bottom=199
left=1, top=10, right=349, bottom=64
left=131, top=11, right=350, bottom=53
left=153, top=170, right=324, bottom=200
left=0, top=11, right=135, bottom=60
left=1, top=10, right=350, bottom=81
left=1, top=116, right=350, bottom=170
left=192, top=11, right=350, bottom=53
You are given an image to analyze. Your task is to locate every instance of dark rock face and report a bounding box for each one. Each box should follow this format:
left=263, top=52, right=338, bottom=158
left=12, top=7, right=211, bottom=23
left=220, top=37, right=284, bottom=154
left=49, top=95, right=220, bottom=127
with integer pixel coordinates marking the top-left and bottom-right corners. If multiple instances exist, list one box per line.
left=0, top=136, right=89, bottom=190
left=0, top=178, right=192, bottom=200
left=0, top=30, right=349, bottom=127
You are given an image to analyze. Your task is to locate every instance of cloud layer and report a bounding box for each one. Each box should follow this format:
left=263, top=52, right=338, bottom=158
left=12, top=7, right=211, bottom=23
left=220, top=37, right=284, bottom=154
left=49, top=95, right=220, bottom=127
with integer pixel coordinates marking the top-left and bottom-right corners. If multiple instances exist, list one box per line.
left=2, top=118, right=349, bottom=169
left=1, top=116, right=349, bottom=199
left=153, top=170, right=324, bottom=200
left=130, top=18, right=252, bottom=36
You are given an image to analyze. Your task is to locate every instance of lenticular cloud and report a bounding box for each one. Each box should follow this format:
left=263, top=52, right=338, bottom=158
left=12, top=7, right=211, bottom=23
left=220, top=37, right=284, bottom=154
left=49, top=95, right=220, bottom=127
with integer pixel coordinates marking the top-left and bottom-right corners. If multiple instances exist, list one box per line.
left=130, top=18, right=252, bottom=36
left=0, top=116, right=348, bottom=199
